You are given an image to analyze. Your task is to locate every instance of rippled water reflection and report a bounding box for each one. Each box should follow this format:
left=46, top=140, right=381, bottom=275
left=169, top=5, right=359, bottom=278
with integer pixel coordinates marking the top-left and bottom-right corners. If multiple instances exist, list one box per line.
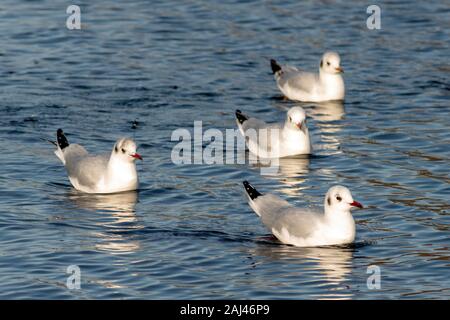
left=0, top=0, right=449, bottom=299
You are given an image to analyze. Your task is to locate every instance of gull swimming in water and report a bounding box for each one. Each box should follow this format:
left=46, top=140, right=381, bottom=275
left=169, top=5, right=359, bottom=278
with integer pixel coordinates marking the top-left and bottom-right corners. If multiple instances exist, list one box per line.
left=53, top=129, right=142, bottom=194
left=271, top=51, right=345, bottom=102
left=243, top=181, right=363, bottom=247
left=235, top=106, right=312, bottom=158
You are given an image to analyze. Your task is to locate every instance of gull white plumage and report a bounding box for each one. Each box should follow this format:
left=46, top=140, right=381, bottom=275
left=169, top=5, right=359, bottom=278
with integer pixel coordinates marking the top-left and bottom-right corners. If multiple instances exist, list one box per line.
left=271, top=51, right=345, bottom=102
left=243, top=181, right=363, bottom=247
left=53, top=129, right=142, bottom=194
left=235, top=107, right=312, bottom=158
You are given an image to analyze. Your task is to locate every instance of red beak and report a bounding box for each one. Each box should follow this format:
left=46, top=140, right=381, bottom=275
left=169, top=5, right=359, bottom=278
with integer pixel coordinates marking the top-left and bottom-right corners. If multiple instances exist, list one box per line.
left=131, top=153, right=143, bottom=160
left=296, top=122, right=302, bottom=129
left=350, top=201, right=363, bottom=209
left=335, top=67, right=344, bottom=73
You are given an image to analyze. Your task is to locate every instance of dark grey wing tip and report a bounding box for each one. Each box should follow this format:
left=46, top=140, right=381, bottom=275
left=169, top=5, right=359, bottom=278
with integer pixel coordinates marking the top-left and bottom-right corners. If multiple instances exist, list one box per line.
left=243, top=181, right=262, bottom=200
left=235, top=110, right=249, bottom=125
left=57, top=128, right=69, bottom=150
left=270, top=59, right=282, bottom=74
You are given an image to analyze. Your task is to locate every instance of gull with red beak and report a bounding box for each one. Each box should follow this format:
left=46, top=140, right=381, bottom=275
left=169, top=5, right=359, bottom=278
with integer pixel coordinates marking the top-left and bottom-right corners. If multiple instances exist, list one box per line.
left=53, top=129, right=142, bottom=194
left=270, top=51, right=345, bottom=102
left=235, top=106, right=311, bottom=158
left=243, top=182, right=363, bottom=247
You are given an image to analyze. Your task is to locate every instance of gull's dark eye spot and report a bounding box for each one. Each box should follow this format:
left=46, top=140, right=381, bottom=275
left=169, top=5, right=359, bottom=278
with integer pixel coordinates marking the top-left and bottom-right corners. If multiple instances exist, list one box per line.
left=327, top=197, right=331, bottom=206
left=121, top=148, right=126, bottom=153
left=320, top=60, right=323, bottom=68
left=327, top=61, right=330, bottom=66
left=289, top=116, right=292, bottom=122
left=115, top=146, right=118, bottom=153
left=336, top=195, right=342, bottom=202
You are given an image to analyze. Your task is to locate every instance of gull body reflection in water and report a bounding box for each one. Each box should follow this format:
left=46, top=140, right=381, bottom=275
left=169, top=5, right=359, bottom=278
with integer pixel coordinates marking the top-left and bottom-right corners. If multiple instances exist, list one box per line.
left=68, top=191, right=142, bottom=254
left=249, top=244, right=354, bottom=300
left=307, top=100, right=345, bottom=123
left=309, top=101, right=345, bottom=155
left=249, top=155, right=310, bottom=196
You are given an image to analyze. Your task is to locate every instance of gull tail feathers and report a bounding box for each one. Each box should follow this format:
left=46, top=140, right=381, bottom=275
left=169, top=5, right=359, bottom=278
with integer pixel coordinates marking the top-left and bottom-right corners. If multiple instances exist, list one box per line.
left=235, top=110, right=249, bottom=125
left=55, top=128, right=69, bottom=165
left=270, top=59, right=282, bottom=74
left=243, top=181, right=263, bottom=217
left=235, top=110, right=249, bottom=136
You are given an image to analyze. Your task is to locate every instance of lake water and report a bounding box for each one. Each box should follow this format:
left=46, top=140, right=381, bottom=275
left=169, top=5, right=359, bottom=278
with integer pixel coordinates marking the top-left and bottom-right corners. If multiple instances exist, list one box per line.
left=0, top=0, right=449, bottom=299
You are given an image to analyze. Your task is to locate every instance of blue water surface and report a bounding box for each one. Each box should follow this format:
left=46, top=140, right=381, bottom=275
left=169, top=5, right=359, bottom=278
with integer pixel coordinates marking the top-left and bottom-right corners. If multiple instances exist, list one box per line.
left=0, top=0, right=449, bottom=299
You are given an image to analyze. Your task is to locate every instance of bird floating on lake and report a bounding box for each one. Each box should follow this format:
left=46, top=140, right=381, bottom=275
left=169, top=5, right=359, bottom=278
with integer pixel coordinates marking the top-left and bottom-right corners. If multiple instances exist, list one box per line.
left=243, top=181, right=363, bottom=247
left=271, top=51, right=345, bottom=102
left=235, top=106, right=312, bottom=158
left=53, top=129, right=142, bottom=194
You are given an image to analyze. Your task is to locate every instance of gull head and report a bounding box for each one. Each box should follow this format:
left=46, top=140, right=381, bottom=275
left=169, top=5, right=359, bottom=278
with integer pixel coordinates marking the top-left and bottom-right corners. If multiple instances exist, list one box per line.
left=113, top=138, right=142, bottom=162
left=286, top=106, right=307, bottom=132
left=320, top=51, right=343, bottom=75
left=324, top=185, right=362, bottom=214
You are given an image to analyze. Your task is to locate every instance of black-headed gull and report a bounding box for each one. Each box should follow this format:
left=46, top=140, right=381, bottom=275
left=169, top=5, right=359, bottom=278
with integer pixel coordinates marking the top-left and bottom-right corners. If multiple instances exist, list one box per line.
left=54, top=129, right=142, bottom=194
left=235, top=107, right=312, bottom=158
left=270, top=51, right=345, bottom=102
left=243, top=181, right=363, bottom=247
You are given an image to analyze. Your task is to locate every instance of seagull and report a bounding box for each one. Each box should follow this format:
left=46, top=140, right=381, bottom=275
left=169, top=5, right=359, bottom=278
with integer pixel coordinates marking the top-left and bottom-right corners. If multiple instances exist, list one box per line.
left=53, top=129, right=142, bottom=194
left=270, top=51, right=345, bottom=102
left=242, top=181, right=363, bottom=247
left=235, top=107, right=312, bottom=158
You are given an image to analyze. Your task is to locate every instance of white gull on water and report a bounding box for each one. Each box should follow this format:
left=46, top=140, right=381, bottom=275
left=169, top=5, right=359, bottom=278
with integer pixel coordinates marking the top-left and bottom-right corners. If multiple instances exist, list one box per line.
left=243, top=181, right=363, bottom=247
left=235, top=106, right=312, bottom=158
left=271, top=51, right=345, bottom=102
left=54, top=129, right=142, bottom=194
